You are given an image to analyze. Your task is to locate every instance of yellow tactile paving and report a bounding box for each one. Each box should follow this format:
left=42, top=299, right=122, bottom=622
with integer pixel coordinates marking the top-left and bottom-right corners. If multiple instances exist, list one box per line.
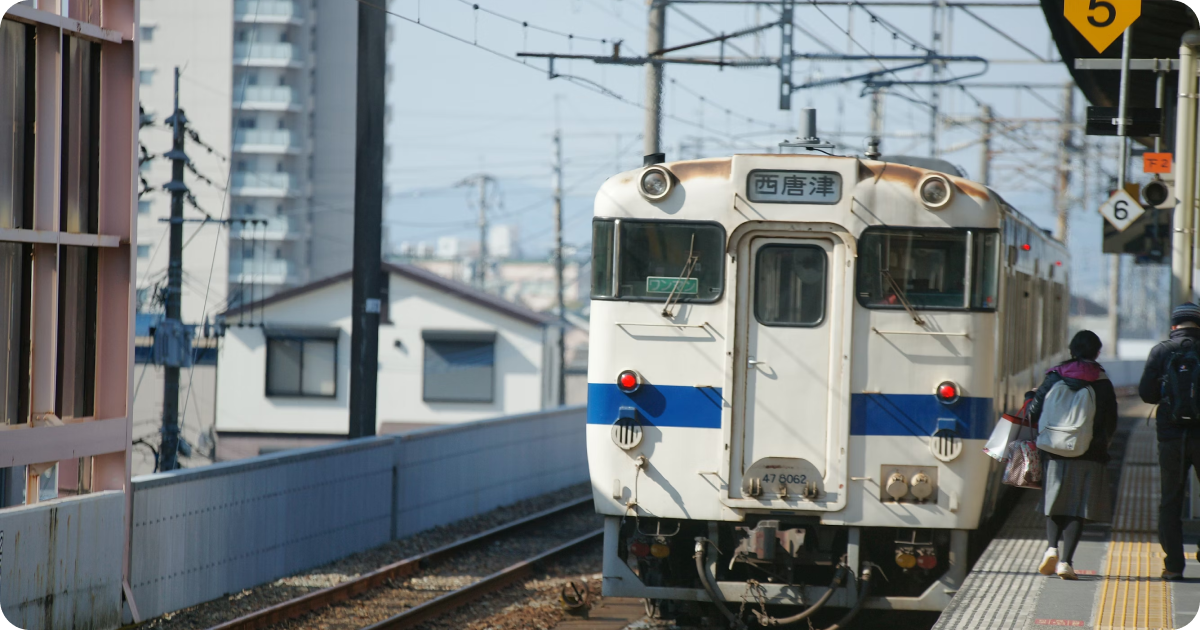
left=1095, top=423, right=1174, bottom=630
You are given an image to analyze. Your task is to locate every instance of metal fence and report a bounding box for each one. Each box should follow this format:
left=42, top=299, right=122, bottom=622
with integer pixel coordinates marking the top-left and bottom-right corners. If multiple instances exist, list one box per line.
left=128, top=404, right=587, bottom=621
left=0, top=492, right=125, bottom=630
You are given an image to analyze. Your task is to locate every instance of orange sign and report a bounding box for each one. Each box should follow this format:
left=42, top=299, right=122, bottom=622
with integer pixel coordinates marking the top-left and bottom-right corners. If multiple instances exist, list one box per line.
left=1144, top=152, right=1173, bottom=174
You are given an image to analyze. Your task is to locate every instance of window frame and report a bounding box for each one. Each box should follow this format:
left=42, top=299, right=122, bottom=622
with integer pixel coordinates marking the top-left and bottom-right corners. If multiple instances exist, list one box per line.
left=589, top=217, right=727, bottom=304
left=263, top=329, right=339, bottom=399
left=753, top=243, right=828, bottom=328
left=421, top=330, right=496, bottom=404
left=854, top=226, right=1000, bottom=313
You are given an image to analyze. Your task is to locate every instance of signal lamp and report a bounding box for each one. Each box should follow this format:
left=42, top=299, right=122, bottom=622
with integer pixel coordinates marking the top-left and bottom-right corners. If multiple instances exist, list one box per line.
left=895, top=551, right=918, bottom=569
left=639, top=166, right=673, bottom=201
left=630, top=542, right=650, bottom=557
left=916, top=554, right=938, bottom=570
left=1055, top=261, right=1063, bottom=266
left=917, top=174, right=953, bottom=209
left=617, top=370, right=642, bottom=394
left=650, top=543, right=671, bottom=559
left=936, top=381, right=960, bottom=405
left=1144, top=179, right=1171, bottom=207
left=1021, top=243, right=1031, bottom=251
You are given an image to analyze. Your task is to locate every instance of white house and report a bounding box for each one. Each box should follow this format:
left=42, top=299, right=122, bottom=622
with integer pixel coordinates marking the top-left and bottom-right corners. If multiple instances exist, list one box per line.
left=214, top=263, right=560, bottom=459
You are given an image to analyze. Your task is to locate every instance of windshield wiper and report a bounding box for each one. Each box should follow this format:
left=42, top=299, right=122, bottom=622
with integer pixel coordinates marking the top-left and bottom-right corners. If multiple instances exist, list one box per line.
left=662, top=234, right=699, bottom=318
left=882, top=269, right=927, bottom=327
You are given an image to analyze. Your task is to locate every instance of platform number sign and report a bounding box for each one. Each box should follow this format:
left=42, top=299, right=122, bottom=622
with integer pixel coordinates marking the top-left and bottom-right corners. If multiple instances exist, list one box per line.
left=1099, top=188, right=1143, bottom=232
left=1064, top=0, right=1140, bottom=53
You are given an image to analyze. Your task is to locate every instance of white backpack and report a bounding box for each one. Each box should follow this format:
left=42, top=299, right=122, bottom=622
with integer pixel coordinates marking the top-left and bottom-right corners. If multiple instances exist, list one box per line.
left=1035, top=379, right=1099, bottom=457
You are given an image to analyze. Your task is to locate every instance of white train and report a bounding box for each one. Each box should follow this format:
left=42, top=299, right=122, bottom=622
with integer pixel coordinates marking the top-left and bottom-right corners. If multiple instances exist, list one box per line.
left=586, top=151, right=1068, bottom=625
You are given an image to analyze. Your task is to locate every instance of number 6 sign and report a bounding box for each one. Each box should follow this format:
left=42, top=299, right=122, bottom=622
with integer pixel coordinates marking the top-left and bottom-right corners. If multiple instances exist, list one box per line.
left=1099, top=188, right=1144, bottom=232
left=1064, top=0, right=1141, bottom=53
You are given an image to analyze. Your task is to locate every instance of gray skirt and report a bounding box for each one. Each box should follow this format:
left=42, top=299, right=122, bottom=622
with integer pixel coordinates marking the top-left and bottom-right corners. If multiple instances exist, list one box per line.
left=1040, top=458, right=1113, bottom=522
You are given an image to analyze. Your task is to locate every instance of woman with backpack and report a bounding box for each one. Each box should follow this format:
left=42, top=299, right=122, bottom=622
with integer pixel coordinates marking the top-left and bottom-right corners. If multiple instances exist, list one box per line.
left=1025, top=330, right=1118, bottom=580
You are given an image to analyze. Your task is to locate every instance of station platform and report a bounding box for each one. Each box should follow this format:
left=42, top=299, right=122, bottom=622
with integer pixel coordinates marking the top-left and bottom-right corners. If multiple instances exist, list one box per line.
left=934, top=404, right=1200, bottom=630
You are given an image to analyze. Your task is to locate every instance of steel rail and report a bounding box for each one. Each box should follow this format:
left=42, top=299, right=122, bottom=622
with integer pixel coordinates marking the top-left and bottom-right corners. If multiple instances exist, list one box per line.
left=361, top=529, right=603, bottom=629
left=207, top=495, right=594, bottom=630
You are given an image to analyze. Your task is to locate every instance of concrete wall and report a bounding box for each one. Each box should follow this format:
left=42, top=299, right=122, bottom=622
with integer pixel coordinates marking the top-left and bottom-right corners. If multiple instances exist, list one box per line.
left=131, top=405, right=586, bottom=620
left=0, top=492, right=125, bottom=630
left=215, top=273, right=549, bottom=435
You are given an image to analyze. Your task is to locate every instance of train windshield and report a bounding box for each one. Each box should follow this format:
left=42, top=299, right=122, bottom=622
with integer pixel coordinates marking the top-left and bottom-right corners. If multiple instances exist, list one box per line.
left=591, top=219, right=725, bottom=302
left=857, top=228, right=998, bottom=310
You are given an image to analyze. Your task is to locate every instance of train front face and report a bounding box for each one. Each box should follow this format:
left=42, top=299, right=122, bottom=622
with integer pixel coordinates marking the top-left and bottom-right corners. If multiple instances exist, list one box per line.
left=586, top=154, right=1007, bottom=615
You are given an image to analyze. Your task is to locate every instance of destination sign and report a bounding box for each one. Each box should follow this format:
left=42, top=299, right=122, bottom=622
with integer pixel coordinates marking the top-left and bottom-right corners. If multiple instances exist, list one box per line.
left=646, top=277, right=699, bottom=295
left=747, top=170, right=842, bottom=204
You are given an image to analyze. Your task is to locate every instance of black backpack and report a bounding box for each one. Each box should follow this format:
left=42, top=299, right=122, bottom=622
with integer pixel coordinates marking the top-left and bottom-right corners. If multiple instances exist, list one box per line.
left=1163, top=341, right=1200, bottom=422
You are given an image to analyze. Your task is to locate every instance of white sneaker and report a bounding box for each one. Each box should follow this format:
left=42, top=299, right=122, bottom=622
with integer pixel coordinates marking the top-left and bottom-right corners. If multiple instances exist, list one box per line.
left=1038, top=548, right=1058, bottom=575
left=1057, top=562, right=1078, bottom=580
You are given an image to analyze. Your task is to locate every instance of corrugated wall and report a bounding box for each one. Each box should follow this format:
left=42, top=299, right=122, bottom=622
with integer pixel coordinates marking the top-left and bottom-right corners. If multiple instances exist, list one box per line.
left=128, top=405, right=588, bottom=621
left=129, top=437, right=396, bottom=619
left=0, top=492, right=124, bottom=630
left=393, top=406, right=589, bottom=538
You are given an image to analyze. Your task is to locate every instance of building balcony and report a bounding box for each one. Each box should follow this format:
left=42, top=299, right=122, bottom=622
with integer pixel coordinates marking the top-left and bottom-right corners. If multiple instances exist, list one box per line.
left=230, top=172, right=299, bottom=198
left=234, top=0, right=303, bottom=23
left=233, top=86, right=301, bottom=111
left=233, top=129, right=301, bottom=154
left=233, top=42, right=302, bottom=67
left=230, top=259, right=297, bottom=285
left=229, top=215, right=304, bottom=241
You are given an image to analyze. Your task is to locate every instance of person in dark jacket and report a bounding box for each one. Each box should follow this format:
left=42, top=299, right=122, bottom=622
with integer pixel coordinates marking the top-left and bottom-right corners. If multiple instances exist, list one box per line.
left=1027, top=330, right=1117, bottom=580
left=1138, top=302, right=1200, bottom=580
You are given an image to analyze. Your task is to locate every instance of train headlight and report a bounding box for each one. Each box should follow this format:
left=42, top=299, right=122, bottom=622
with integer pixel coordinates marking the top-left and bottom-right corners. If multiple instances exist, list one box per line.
left=639, top=166, right=673, bottom=201
left=917, top=174, right=954, bottom=209
left=617, top=369, right=642, bottom=394
left=935, top=381, right=960, bottom=405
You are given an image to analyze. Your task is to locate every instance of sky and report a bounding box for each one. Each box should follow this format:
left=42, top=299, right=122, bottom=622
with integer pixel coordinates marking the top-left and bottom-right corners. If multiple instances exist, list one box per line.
left=377, top=0, right=1135, bottom=300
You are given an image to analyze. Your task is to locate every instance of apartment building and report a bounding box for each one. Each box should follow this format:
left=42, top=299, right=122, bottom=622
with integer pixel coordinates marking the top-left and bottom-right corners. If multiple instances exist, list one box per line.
left=137, top=0, right=369, bottom=323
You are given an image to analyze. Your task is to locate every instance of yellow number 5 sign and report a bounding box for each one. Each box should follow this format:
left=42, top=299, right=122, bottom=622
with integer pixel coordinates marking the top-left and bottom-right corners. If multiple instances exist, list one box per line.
left=1065, top=0, right=1141, bottom=53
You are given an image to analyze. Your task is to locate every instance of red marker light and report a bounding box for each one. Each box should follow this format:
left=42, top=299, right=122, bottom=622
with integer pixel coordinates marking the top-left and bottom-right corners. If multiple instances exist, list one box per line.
left=1021, top=243, right=1031, bottom=251
left=630, top=542, right=650, bottom=557
left=617, top=370, right=641, bottom=394
left=936, top=381, right=960, bottom=405
left=1055, top=261, right=1063, bottom=266
left=917, top=554, right=938, bottom=570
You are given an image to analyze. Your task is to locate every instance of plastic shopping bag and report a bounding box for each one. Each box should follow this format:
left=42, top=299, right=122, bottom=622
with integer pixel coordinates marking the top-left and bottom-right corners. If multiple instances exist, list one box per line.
left=983, top=417, right=1021, bottom=461
left=983, top=399, right=1032, bottom=461
left=1002, top=440, right=1042, bottom=489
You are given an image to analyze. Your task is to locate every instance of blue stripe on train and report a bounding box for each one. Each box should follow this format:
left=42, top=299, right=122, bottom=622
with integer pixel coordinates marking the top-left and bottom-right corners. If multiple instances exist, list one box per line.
left=587, top=383, right=724, bottom=428
left=587, top=383, right=992, bottom=439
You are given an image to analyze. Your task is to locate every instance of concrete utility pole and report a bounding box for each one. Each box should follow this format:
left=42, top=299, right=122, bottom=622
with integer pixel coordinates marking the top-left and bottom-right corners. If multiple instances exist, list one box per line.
left=978, top=104, right=992, bottom=187
left=869, top=89, right=885, bottom=153
left=928, top=0, right=947, bottom=157
left=477, top=176, right=490, bottom=289
left=348, top=1, right=386, bottom=439
left=1174, top=31, right=1200, bottom=307
left=160, top=67, right=185, bottom=471
left=1054, top=84, right=1074, bottom=242
left=552, top=130, right=566, bottom=406
left=644, top=0, right=666, bottom=156
left=1109, top=27, right=1132, bottom=358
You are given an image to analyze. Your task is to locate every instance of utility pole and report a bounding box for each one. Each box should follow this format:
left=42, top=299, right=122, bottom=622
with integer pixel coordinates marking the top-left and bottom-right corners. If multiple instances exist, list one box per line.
left=867, top=88, right=885, bottom=157
left=552, top=130, right=566, bottom=406
left=477, top=176, right=490, bottom=290
left=159, top=67, right=186, bottom=472
left=1173, top=31, right=1200, bottom=307
left=644, top=0, right=666, bottom=156
left=978, top=104, right=992, bottom=187
left=348, top=0, right=386, bottom=439
left=928, top=0, right=946, bottom=157
left=1109, top=27, right=1132, bottom=359
left=1054, top=84, right=1074, bottom=242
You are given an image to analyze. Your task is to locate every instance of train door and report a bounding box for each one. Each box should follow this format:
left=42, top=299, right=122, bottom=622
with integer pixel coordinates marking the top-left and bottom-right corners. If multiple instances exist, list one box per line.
left=730, top=235, right=843, bottom=504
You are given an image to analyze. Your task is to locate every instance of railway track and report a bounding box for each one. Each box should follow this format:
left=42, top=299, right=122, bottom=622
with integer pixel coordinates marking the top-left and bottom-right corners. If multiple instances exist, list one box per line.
left=206, top=496, right=601, bottom=630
